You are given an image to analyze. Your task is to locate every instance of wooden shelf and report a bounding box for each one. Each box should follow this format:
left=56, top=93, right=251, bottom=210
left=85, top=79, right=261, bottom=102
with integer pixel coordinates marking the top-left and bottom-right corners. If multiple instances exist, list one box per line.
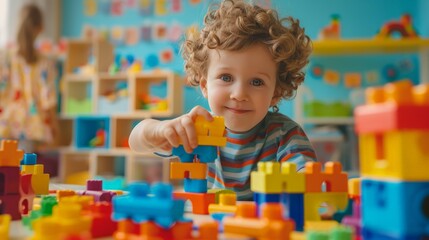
left=312, top=38, right=429, bottom=56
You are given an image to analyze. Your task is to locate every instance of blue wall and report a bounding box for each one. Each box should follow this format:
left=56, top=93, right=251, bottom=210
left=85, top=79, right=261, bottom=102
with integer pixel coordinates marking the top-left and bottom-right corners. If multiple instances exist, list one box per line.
left=61, top=0, right=426, bottom=118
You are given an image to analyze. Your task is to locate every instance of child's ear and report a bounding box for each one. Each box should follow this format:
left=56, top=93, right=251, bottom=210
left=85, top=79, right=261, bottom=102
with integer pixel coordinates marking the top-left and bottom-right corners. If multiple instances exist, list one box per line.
left=200, top=79, right=208, bottom=98
left=270, top=96, right=280, bottom=107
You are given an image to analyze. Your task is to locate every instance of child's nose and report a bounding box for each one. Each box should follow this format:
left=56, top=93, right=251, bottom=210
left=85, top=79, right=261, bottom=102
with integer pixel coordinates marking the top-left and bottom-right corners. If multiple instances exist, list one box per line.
left=230, top=84, right=248, bottom=101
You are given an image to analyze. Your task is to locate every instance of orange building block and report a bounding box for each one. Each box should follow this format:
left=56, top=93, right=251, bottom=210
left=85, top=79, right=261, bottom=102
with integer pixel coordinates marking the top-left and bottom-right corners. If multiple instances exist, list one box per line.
left=0, top=140, right=24, bottom=167
left=57, top=190, right=76, bottom=200
left=173, top=192, right=215, bottom=215
left=208, top=193, right=237, bottom=214
left=170, top=162, right=207, bottom=180
left=114, top=219, right=141, bottom=240
left=223, top=202, right=295, bottom=240
left=305, top=162, right=348, bottom=193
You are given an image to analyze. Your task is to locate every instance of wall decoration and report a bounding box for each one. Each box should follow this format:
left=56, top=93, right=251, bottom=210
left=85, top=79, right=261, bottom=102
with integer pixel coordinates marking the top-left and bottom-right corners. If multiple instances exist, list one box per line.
left=382, top=64, right=398, bottom=82
left=189, top=0, right=202, bottom=4
left=139, top=0, right=153, bottom=16
left=344, top=72, right=362, bottom=88
left=323, top=70, right=340, bottom=85
left=160, top=49, right=174, bottom=63
left=124, top=0, right=137, bottom=8
left=124, top=27, right=140, bottom=46
left=111, top=26, right=125, bottom=46
left=154, top=23, right=168, bottom=41
left=140, top=24, right=152, bottom=42
left=111, top=0, right=123, bottom=16
left=84, top=0, right=97, bottom=16
left=100, top=0, right=111, bottom=15
left=365, top=71, right=380, bottom=85
left=146, top=54, right=160, bottom=68
left=168, top=23, right=184, bottom=42
left=310, top=64, right=324, bottom=79
left=172, top=0, right=182, bottom=13
left=155, top=0, right=168, bottom=16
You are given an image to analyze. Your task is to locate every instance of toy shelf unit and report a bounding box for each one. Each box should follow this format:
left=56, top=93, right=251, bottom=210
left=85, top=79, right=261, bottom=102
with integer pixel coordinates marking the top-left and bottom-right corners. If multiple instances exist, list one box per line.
left=110, top=115, right=144, bottom=150
left=62, top=74, right=95, bottom=115
left=129, top=71, right=183, bottom=117
left=312, top=38, right=429, bottom=83
left=95, top=73, right=129, bottom=114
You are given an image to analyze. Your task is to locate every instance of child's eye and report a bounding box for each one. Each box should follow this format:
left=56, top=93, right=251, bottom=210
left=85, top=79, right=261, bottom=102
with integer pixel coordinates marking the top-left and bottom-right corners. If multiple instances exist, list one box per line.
left=220, top=74, right=232, bottom=82
left=251, top=78, right=264, bottom=86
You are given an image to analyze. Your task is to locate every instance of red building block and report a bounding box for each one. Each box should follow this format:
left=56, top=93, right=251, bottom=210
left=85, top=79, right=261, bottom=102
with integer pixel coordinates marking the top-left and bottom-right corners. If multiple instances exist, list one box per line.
left=87, top=201, right=118, bottom=238
left=20, top=174, right=35, bottom=215
left=0, top=167, right=20, bottom=195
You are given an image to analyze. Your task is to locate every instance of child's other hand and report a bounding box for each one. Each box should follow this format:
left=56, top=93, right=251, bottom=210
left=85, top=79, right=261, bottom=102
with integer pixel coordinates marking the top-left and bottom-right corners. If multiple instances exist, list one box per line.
left=155, top=106, right=213, bottom=153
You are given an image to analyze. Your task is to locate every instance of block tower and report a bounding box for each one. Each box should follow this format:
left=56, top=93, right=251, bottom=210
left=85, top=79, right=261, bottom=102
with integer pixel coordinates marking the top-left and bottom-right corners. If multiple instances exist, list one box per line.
left=354, top=80, right=429, bottom=239
left=171, top=116, right=226, bottom=214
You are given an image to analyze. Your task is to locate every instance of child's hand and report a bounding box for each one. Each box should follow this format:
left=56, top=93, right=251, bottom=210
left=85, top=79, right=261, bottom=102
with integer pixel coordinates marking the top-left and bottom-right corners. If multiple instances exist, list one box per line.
left=153, top=106, right=213, bottom=153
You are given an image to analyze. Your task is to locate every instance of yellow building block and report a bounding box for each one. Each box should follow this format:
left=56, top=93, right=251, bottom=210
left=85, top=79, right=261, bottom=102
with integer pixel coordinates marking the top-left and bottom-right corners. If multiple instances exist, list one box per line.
left=348, top=178, right=360, bottom=197
left=208, top=194, right=237, bottom=214
left=360, top=130, right=429, bottom=181
left=304, top=192, right=348, bottom=222
left=22, top=164, right=50, bottom=195
left=0, top=140, right=24, bottom=167
left=251, top=162, right=305, bottom=194
left=305, top=220, right=339, bottom=232
left=207, top=189, right=235, bottom=203
left=31, top=203, right=91, bottom=240
left=0, top=214, right=11, bottom=240
left=170, top=162, right=207, bottom=180
left=195, top=116, right=227, bottom=146
left=60, top=195, right=94, bottom=211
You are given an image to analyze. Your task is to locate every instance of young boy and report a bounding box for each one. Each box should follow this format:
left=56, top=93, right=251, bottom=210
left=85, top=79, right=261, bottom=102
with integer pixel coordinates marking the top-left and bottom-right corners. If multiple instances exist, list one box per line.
left=129, top=0, right=316, bottom=200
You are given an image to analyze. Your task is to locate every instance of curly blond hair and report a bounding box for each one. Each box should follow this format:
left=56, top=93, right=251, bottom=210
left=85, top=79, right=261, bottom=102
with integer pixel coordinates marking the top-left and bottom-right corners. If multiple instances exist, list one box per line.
left=182, top=0, right=312, bottom=108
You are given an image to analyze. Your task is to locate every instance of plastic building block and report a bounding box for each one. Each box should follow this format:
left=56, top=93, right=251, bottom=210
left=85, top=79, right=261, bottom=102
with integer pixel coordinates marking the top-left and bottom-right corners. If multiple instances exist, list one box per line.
left=223, top=202, right=295, bottom=240
left=305, top=162, right=348, bottom=193
left=0, top=140, right=24, bottom=167
left=60, top=195, right=94, bottom=211
left=332, top=198, right=353, bottom=223
left=304, top=192, right=348, bottom=221
left=170, top=162, right=207, bottom=180
left=20, top=174, right=35, bottom=215
left=207, top=189, right=235, bottom=203
left=77, top=180, right=117, bottom=202
left=0, top=166, right=20, bottom=195
left=23, top=195, right=58, bottom=229
left=184, top=178, right=207, bottom=193
left=113, top=182, right=187, bottom=228
left=21, top=153, right=37, bottom=165
left=342, top=200, right=362, bottom=239
left=0, top=214, right=11, bottom=240
left=194, top=116, right=226, bottom=146
left=172, top=145, right=217, bottom=163
left=361, top=179, right=429, bottom=238
left=251, top=162, right=305, bottom=194
left=87, top=201, right=118, bottom=238
left=113, top=219, right=140, bottom=239
left=362, top=227, right=422, bottom=240
left=21, top=164, right=50, bottom=195
left=254, top=192, right=281, bottom=205
left=281, top=193, right=304, bottom=231
left=305, top=220, right=339, bottom=232
left=30, top=203, right=92, bottom=240
left=57, top=190, right=76, bottom=200
left=0, top=194, right=21, bottom=220
left=358, top=131, right=429, bottom=181
left=173, top=192, right=215, bottom=215
left=306, top=226, right=353, bottom=240
left=208, top=193, right=237, bottom=214
left=348, top=178, right=361, bottom=201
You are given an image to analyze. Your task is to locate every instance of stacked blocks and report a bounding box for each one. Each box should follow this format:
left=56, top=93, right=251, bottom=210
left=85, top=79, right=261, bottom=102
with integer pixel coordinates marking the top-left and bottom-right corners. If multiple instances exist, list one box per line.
left=223, top=202, right=295, bottom=239
left=171, top=116, right=227, bottom=215
left=77, top=179, right=117, bottom=202
left=250, top=161, right=349, bottom=231
left=354, top=80, right=429, bottom=239
left=112, top=181, right=218, bottom=239
left=0, top=140, right=25, bottom=220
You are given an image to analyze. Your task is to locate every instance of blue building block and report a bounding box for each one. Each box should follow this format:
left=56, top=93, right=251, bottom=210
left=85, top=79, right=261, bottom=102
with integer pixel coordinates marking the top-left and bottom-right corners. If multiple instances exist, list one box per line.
left=75, top=116, right=110, bottom=149
left=112, top=182, right=188, bottom=228
left=21, top=153, right=37, bottom=165
left=184, top=178, right=207, bottom=193
left=172, top=145, right=217, bottom=163
left=362, top=227, right=424, bottom=240
left=210, top=213, right=233, bottom=233
left=281, top=193, right=304, bottom=231
left=254, top=192, right=281, bottom=205
left=362, top=179, right=429, bottom=238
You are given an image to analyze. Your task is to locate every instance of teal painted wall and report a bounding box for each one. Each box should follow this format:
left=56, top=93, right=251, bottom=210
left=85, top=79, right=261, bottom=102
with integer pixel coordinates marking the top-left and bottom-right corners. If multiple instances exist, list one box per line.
left=61, top=0, right=425, bottom=118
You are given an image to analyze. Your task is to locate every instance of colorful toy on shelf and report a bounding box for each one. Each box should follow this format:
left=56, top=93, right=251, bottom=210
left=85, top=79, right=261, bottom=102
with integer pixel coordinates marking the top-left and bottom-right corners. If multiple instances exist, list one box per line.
left=89, top=127, right=107, bottom=148
left=376, top=14, right=419, bottom=38
left=318, top=14, right=341, bottom=40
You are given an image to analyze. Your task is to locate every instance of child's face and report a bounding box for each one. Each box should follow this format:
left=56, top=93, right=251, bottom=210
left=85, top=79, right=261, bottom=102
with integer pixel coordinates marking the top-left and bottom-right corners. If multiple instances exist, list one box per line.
left=201, top=43, right=278, bottom=132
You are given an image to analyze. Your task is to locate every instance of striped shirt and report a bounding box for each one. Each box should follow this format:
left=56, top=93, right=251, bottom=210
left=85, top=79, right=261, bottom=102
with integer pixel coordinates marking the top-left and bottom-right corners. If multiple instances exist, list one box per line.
left=207, top=112, right=317, bottom=200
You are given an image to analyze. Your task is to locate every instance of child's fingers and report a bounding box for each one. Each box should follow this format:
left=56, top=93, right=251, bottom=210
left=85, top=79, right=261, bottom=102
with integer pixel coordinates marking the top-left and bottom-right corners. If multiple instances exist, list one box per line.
left=189, top=106, right=213, bottom=121
left=181, top=115, right=197, bottom=149
left=174, top=124, right=193, bottom=153
left=163, top=127, right=179, bottom=148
